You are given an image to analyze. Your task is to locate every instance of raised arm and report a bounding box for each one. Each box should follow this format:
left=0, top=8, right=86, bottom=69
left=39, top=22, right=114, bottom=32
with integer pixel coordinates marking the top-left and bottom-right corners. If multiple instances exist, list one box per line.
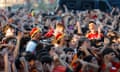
left=20, top=57, right=29, bottom=72
left=76, top=21, right=83, bottom=34
left=13, top=32, right=23, bottom=59
left=4, top=49, right=11, bottom=72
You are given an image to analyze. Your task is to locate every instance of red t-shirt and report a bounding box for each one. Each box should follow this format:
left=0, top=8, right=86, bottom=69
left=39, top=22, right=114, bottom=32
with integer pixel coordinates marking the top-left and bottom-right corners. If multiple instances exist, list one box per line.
left=112, top=62, right=120, bottom=70
left=44, top=28, right=54, bottom=38
left=87, top=32, right=103, bottom=40
left=101, top=63, right=119, bottom=72
left=52, top=65, right=66, bottom=72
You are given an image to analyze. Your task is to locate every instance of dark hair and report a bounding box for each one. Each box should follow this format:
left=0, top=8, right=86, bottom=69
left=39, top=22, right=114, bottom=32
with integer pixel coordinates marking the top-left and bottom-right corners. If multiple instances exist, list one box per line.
left=102, top=48, right=114, bottom=57
left=25, top=52, right=36, bottom=62
left=36, top=48, right=53, bottom=64
left=77, top=37, right=90, bottom=50
left=77, top=50, right=85, bottom=59
left=89, top=21, right=96, bottom=25
left=39, top=55, right=53, bottom=64
left=44, top=44, right=54, bottom=51
left=19, top=37, right=30, bottom=53
left=83, top=55, right=94, bottom=62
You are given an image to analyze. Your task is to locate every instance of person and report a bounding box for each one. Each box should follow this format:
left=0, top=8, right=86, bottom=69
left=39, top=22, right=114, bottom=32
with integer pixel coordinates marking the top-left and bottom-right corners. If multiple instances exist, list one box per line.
left=3, top=24, right=15, bottom=37
left=86, top=21, right=103, bottom=40
left=25, top=27, right=42, bottom=54
left=86, top=21, right=104, bottom=48
left=45, top=23, right=65, bottom=47
left=101, top=48, right=120, bottom=72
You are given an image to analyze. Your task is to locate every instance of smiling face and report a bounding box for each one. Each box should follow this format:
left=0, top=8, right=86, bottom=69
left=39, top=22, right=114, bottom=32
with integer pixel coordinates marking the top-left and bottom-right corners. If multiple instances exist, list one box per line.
left=88, top=23, right=96, bottom=31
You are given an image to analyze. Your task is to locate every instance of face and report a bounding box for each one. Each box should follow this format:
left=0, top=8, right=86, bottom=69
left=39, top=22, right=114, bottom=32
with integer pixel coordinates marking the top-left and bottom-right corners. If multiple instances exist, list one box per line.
left=112, top=43, right=119, bottom=49
left=55, top=24, right=64, bottom=33
left=55, top=27, right=64, bottom=33
left=107, top=52, right=116, bottom=61
left=66, top=51, right=74, bottom=57
left=34, top=32, right=41, bottom=40
left=89, top=23, right=96, bottom=31
left=66, top=51, right=74, bottom=63
left=5, top=28, right=15, bottom=37
left=69, top=39, right=78, bottom=48
left=57, top=10, right=63, bottom=16
left=35, top=60, right=43, bottom=71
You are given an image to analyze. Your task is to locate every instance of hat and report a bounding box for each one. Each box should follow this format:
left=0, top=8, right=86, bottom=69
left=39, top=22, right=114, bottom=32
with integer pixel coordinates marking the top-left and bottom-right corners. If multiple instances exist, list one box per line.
left=102, top=48, right=114, bottom=57
left=30, top=27, right=41, bottom=38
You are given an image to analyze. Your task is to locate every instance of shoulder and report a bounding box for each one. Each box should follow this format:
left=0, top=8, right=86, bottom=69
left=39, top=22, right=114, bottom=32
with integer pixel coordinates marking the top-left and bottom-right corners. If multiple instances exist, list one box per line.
left=26, top=40, right=37, bottom=47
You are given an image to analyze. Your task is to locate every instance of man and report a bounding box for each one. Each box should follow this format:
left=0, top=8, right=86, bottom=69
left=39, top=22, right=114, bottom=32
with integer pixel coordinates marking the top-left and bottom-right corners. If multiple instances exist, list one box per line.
left=86, top=21, right=103, bottom=48
left=26, top=27, right=41, bottom=53
left=101, top=48, right=120, bottom=72
left=86, top=21, right=103, bottom=40
left=3, top=24, right=15, bottom=37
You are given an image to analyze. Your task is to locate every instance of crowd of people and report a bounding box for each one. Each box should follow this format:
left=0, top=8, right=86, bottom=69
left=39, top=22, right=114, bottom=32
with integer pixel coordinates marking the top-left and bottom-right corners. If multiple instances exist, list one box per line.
left=0, top=5, right=120, bottom=72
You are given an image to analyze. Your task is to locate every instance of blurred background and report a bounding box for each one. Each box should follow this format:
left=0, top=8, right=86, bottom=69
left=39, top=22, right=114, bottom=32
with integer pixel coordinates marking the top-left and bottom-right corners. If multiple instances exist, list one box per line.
left=0, top=0, right=120, bottom=12
left=0, top=0, right=57, bottom=11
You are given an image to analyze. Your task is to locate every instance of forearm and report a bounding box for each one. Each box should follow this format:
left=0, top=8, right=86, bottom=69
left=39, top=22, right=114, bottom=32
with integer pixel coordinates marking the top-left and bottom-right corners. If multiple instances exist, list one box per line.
left=77, top=23, right=82, bottom=34
left=11, top=62, right=17, bottom=72
left=20, top=57, right=29, bottom=72
left=87, top=62, right=99, bottom=69
left=59, top=57, right=73, bottom=71
left=84, top=50, right=91, bottom=56
left=0, top=44, right=14, bottom=49
left=4, top=52, right=11, bottom=72
left=13, top=39, right=21, bottom=59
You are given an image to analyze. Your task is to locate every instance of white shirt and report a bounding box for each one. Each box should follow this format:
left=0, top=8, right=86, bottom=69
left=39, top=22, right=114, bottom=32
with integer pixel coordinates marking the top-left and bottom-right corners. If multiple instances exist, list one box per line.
left=26, top=41, right=37, bottom=53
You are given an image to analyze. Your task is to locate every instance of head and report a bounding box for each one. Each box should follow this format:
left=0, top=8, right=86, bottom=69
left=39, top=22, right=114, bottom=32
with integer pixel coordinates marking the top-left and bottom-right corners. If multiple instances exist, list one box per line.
left=57, top=9, right=63, bottom=16
left=64, top=48, right=74, bottom=63
left=25, top=52, right=36, bottom=66
left=30, top=27, right=41, bottom=40
left=102, top=48, right=116, bottom=62
left=3, top=25, right=15, bottom=37
left=69, top=38, right=78, bottom=49
left=88, top=21, right=96, bottom=32
left=55, top=23, right=65, bottom=33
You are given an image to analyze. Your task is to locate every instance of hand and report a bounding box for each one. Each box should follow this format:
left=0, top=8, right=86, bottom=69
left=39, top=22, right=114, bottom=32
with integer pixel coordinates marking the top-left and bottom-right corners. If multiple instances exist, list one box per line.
left=17, top=32, right=23, bottom=40
left=98, top=26, right=101, bottom=33
left=63, top=5, right=67, bottom=9
left=79, top=46, right=87, bottom=51
left=76, top=21, right=80, bottom=26
left=79, top=59, right=88, bottom=66
left=53, top=53, right=58, bottom=60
